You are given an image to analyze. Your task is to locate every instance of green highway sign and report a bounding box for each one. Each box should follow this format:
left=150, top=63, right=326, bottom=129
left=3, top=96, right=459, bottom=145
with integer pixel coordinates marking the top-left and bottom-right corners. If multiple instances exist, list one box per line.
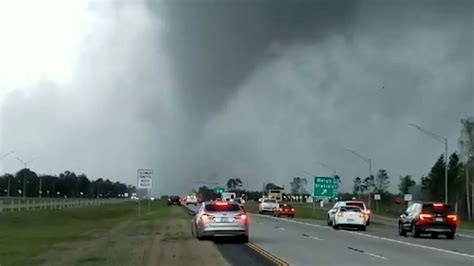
left=214, top=187, right=225, bottom=193
left=313, top=176, right=336, bottom=198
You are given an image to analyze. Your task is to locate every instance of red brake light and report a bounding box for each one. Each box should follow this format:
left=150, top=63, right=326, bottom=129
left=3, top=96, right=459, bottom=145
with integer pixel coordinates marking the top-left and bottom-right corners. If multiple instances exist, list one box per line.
left=279, top=208, right=283, bottom=211
left=215, top=202, right=228, bottom=205
left=419, top=213, right=432, bottom=220
left=447, top=214, right=457, bottom=222
left=241, top=214, right=247, bottom=219
left=433, top=203, right=444, bottom=207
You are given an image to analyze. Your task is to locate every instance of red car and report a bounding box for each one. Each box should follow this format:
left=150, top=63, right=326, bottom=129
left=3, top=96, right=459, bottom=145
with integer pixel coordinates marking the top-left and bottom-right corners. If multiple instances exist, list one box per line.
left=274, top=204, right=295, bottom=217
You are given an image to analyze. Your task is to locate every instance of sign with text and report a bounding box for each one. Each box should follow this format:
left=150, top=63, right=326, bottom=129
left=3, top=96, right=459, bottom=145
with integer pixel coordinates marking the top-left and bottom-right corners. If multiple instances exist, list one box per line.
left=137, top=169, right=153, bottom=189
left=313, top=176, right=336, bottom=198
left=404, top=194, right=412, bottom=201
left=374, top=194, right=381, bottom=200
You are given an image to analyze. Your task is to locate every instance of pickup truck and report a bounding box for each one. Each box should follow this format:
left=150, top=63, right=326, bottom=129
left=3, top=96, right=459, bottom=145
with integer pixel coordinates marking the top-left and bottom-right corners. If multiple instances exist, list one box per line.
left=258, top=198, right=279, bottom=214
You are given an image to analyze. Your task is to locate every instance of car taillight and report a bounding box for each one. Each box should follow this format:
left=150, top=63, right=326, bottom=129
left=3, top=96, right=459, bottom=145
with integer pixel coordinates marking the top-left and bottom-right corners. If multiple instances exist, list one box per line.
left=235, top=213, right=247, bottom=220
left=365, top=209, right=371, bottom=215
left=215, top=202, right=228, bottom=205
left=359, top=213, right=365, bottom=218
left=201, top=213, right=213, bottom=221
left=291, top=208, right=295, bottom=211
left=419, top=213, right=432, bottom=221
left=433, top=203, right=444, bottom=207
left=447, top=214, right=457, bottom=222
left=337, top=212, right=344, bottom=217
left=279, top=208, right=283, bottom=211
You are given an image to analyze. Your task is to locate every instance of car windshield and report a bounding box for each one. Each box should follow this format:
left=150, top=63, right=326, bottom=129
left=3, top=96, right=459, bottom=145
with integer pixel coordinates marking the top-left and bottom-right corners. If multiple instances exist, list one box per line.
left=205, top=203, right=241, bottom=212
left=346, top=202, right=365, bottom=209
left=339, top=206, right=361, bottom=212
left=422, top=204, right=454, bottom=215
left=1, top=1, right=471, bottom=265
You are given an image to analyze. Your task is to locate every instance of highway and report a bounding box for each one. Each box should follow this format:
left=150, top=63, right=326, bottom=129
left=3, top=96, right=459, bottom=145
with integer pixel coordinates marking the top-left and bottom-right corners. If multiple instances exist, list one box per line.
left=186, top=204, right=474, bottom=266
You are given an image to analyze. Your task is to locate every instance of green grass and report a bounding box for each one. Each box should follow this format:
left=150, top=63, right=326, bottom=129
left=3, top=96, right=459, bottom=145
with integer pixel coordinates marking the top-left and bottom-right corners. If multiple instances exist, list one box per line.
left=0, top=200, right=174, bottom=266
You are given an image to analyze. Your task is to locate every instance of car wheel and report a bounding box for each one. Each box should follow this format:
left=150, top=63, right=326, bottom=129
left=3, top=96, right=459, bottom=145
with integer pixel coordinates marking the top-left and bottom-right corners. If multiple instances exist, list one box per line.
left=241, top=235, right=249, bottom=243
left=446, top=232, right=455, bottom=239
left=358, top=225, right=366, bottom=231
left=327, top=216, right=333, bottom=226
left=333, top=224, right=339, bottom=230
left=276, top=214, right=280, bottom=217
left=258, top=211, right=263, bottom=214
left=411, top=223, right=420, bottom=238
left=291, top=215, right=295, bottom=218
left=366, top=219, right=370, bottom=226
left=398, top=223, right=407, bottom=236
left=431, top=233, right=439, bottom=239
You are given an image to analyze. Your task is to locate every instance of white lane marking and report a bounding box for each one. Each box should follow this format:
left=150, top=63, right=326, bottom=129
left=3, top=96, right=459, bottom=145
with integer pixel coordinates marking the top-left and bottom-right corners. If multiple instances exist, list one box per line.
left=458, top=234, right=474, bottom=239
left=365, top=252, right=389, bottom=260
left=301, top=233, right=322, bottom=240
left=258, top=214, right=474, bottom=260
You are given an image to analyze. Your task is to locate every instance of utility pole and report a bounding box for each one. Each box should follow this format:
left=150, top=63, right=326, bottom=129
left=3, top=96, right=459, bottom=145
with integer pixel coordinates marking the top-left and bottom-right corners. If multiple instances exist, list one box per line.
left=345, top=149, right=373, bottom=209
left=409, top=123, right=449, bottom=204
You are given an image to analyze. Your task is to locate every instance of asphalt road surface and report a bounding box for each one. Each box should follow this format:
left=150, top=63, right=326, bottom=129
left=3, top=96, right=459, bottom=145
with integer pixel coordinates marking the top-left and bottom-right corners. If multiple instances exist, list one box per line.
left=185, top=203, right=474, bottom=266
left=251, top=214, right=474, bottom=266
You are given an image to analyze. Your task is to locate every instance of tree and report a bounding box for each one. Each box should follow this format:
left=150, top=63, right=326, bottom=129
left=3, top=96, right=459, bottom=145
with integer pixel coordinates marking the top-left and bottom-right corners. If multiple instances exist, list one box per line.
left=448, top=152, right=463, bottom=207
left=353, top=177, right=363, bottom=195
left=290, top=177, right=308, bottom=195
left=458, top=117, right=474, bottom=219
left=375, top=169, right=390, bottom=193
left=422, top=154, right=446, bottom=202
left=399, top=175, right=416, bottom=194
left=363, top=175, right=375, bottom=193
left=226, top=178, right=242, bottom=191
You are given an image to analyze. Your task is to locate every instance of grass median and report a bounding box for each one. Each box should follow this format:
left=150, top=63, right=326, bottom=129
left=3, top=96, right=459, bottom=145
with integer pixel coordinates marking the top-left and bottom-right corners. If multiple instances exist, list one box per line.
left=0, top=200, right=176, bottom=266
left=245, top=201, right=328, bottom=220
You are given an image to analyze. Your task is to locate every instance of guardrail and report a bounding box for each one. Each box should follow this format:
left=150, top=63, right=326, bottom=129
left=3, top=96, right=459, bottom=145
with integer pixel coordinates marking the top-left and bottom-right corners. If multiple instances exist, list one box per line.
left=0, top=198, right=127, bottom=213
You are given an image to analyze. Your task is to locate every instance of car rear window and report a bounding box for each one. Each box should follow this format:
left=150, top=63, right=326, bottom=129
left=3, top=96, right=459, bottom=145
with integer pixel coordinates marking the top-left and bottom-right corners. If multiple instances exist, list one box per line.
left=280, top=204, right=292, bottom=208
left=205, top=203, right=241, bottom=212
left=340, top=206, right=361, bottom=212
left=422, top=204, right=453, bottom=214
left=264, top=200, right=277, bottom=203
left=346, top=202, right=365, bottom=209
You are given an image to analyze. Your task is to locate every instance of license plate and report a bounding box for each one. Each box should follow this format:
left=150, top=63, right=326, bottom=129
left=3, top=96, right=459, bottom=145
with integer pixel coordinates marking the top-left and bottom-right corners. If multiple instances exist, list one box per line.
left=347, top=219, right=354, bottom=222
left=435, top=218, right=443, bottom=222
left=214, top=217, right=232, bottom=223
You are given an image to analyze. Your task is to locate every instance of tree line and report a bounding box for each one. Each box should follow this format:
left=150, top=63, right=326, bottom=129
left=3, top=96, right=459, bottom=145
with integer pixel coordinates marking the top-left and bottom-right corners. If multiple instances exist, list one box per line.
left=0, top=169, right=135, bottom=198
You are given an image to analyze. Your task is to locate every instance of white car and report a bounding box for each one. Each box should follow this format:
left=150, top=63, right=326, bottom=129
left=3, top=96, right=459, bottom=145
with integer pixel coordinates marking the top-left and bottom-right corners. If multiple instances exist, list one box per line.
left=186, top=195, right=198, bottom=205
left=327, top=200, right=370, bottom=226
left=332, top=206, right=366, bottom=231
left=258, top=199, right=279, bottom=214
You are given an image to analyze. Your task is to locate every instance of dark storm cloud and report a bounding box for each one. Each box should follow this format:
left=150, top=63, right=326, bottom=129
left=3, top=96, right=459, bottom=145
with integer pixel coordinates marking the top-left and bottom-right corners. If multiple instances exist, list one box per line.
left=148, top=0, right=358, bottom=133
left=1, top=0, right=472, bottom=195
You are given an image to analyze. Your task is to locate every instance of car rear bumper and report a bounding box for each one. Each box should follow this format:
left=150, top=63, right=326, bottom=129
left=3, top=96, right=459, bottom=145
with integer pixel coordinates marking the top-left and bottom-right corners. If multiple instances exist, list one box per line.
left=417, top=223, right=456, bottom=233
left=201, top=227, right=248, bottom=236
left=276, top=211, right=294, bottom=216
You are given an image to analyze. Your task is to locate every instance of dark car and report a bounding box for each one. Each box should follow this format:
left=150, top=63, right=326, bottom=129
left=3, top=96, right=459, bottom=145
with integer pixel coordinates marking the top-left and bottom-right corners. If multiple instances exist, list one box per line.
left=168, top=195, right=181, bottom=206
left=398, top=202, right=457, bottom=239
left=274, top=204, right=295, bottom=217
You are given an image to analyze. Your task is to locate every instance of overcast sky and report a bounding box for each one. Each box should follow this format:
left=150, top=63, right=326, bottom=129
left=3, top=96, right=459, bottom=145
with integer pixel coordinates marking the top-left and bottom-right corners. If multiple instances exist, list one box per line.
left=0, top=0, right=473, bottom=195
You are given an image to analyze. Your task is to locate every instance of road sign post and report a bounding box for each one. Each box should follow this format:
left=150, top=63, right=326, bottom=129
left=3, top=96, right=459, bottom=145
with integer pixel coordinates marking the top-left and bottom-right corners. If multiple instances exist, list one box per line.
left=137, top=169, right=153, bottom=216
left=374, top=194, right=381, bottom=213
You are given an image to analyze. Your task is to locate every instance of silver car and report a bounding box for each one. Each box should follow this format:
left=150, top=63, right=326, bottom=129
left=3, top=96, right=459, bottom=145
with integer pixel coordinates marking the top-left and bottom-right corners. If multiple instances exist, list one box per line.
left=191, top=201, right=249, bottom=242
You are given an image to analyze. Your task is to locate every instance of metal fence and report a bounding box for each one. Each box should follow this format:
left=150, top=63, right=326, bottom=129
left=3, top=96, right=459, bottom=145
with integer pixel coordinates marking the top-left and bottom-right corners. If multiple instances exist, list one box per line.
left=0, top=198, right=127, bottom=213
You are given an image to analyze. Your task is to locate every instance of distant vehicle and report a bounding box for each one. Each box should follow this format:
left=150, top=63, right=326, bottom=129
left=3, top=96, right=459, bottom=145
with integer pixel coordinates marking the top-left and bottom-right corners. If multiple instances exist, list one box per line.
left=332, top=206, right=366, bottom=231
left=221, top=192, right=236, bottom=202
left=191, top=201, right=249, bottom=242
left=258, top=198, right=279, bottom=214
left=398, top=202, right=457, bottom=239
left=234, top=197, right=246, bottom=205
left=327, top=200, right=370, bottom=226
left=168, top=195, right=181, bottom=206
left=186, top=195, right=198, bottom=205
left=274, top=203, right=295, bottom=217
left=131, top=196, right=139, bottom=200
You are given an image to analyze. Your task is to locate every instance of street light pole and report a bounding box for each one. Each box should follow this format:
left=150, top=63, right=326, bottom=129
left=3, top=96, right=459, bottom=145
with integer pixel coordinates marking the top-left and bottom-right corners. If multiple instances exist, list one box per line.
left=0, top=151, right=14, bottom=197
left=316, top=161, right=337, bottom=176
left=15, top=156, right=39, bottom=199
left=345, top=149, right=373, bottom=208
left=409, top=123, right=449, bottom=204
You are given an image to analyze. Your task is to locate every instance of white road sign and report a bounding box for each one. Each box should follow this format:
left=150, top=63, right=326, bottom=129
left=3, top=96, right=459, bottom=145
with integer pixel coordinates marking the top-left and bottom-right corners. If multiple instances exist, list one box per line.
left=137, top=169, right=153, bottom=189
left=404, top=194, right=412, bottom=201
left=374, top=194, right=381, bottom=200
